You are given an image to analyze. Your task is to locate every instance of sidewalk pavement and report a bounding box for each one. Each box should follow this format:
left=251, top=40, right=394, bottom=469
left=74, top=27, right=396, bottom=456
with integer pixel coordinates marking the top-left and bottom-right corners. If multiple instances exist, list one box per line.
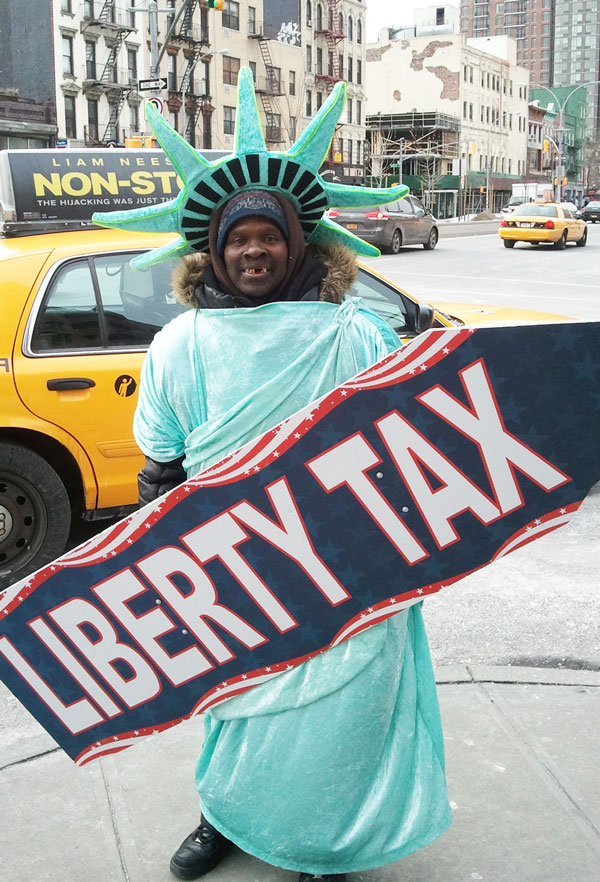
left=2, top=665, right=599, bottom=882
left=438, top=218, right=500, bottom=238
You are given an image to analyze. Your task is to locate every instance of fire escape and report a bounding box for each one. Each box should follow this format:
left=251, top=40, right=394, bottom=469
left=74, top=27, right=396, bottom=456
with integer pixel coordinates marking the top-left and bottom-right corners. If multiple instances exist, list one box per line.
left=315, top=0, right=344, bottom=163
left=249, top=25, right=285, bottom=144
left=82, top=0, right=134, bottom=144
left=170, top=0, right=213, bottom=146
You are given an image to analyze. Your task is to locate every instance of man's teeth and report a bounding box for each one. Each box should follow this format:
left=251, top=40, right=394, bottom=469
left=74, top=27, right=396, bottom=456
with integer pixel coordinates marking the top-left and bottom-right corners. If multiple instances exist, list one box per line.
left=245, top=268, right=268, bottom=275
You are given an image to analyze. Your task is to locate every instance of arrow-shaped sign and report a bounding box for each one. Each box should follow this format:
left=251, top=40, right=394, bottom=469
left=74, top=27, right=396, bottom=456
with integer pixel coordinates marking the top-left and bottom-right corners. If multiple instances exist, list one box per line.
left=138, top=77, right=167, bottom=92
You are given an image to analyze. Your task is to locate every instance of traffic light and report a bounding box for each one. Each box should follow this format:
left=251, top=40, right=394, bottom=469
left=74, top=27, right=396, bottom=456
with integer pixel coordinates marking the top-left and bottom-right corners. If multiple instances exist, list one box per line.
left=207, top=0, right=224, bottom=8
left=543, top=139, right=550, bottom=153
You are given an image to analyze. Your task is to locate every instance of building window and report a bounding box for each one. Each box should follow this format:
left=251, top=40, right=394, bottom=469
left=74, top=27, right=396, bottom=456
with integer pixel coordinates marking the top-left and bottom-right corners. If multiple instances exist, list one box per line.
left=289, top=115, right=297, bottom=139
left=347, top=56, right=353, bottom=82
left=347, top=98, right=353, bottom=123
left=266, top=65, right=281, bottom=91
left=266, top=112, right=281, bottom=141
left=316, top=47, right=323, bottom=75
left=357, top=18, right=362, bottom=43
left=168, top=54, right=177, bottom=91
left=87, top=99, right=98, bottom=141
left=223, top=0, right=239, bottom=30
left=248, top=5, right=256, bottom=34
left=306, top=91, right=312, bottom=116
left=355, top=140, right=361, bottom=165
left=224, top=106, right=236, bottom=135
left=306, top=43, right=312, bottom=72
left=223, top=55, right=240, bottom=85
left=306, top=0, right=312, bottom=26
left=85, top=40, right=96, bottom=79
left=357, top=59, right=362, bottom=84
left=289, top=70, right=296, bottom=95
left=356, top=100, right=361, bottom=125
left=338, top=12, right=344, bottom=34
left=65, top=95, right=76, bottom=138
left=463, top=101, right=467, bottom=119
left=61, top=0, right=72, bottom=11
left=327, top=50, right=334, bottom=77
left=83, top=0, right=94, bottom=18
left=62, top=35, right=74, bottom=76
left=469, top=102, right=473, bottom=120
left=127, top=48, right=138, bottom=85
left=338, top=53, right=344, bottom=79
left=201, top=59, right=211, bottom=95
left=129, top=102, right=139, bottom=131
left=316, top=91, right=323, bottom=109
left=347, top=15, right=353, bottom=40
left=316, top=3, right=322, bottom=30
left=249, top=61, right=257, bottom=84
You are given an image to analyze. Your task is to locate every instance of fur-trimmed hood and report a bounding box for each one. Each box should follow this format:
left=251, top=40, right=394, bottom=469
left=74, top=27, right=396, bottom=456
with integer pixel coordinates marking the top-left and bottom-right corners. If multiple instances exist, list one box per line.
left=171, top=243, right=358, bottom=308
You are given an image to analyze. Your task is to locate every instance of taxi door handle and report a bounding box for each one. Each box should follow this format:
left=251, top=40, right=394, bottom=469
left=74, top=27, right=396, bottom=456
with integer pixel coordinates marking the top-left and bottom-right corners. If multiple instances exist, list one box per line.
left=47, top=378, right=96, bottom=391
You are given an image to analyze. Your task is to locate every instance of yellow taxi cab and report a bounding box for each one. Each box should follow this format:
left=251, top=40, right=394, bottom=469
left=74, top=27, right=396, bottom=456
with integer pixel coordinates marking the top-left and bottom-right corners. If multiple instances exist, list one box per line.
left=499, top=201, right=588, bottom=249
left=0, top=149, right=568, bottom=588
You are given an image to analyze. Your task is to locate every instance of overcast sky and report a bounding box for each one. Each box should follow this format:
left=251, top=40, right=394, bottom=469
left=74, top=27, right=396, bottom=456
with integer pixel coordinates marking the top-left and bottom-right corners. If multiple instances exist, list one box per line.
left=365, top=0, right=460, bottom=42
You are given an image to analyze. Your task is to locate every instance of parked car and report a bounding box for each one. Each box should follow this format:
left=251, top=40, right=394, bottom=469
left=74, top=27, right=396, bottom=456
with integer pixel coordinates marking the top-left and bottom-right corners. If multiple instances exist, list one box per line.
left=327, top=195, right=439, bottom=253
left=581, top=200, right=600, bottom=223
left=498, top=202, right=587, bottom=249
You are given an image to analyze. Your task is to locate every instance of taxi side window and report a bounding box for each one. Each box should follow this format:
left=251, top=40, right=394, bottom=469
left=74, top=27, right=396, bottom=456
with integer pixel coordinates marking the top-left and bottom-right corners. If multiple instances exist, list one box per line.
left=348, top=270, right=410, bottom=335
left=31, top=261, right=102, bottom=351
left=562, top=208, right=572, bottom=218
left=31, top=254, right=187, bottom=353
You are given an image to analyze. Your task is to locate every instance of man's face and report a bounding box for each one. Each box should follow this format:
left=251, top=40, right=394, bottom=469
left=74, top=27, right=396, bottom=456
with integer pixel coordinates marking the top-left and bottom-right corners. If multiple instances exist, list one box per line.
left=223, top=217, right=289, bottom=298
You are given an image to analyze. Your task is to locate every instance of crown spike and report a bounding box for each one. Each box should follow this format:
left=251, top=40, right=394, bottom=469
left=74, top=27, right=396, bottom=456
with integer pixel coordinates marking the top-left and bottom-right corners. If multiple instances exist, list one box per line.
left=310, top=216, right=380, bottom=257
left=323, top=181, right=410, bottom=209
left=234, top=67, right=267, bottom=154
left=287, top=81, right=347, bottom=172
left=130, top=236, right=191, bottom=269
left=93, top=200, right=180, bottom=234
left=145, top=102, right=210, bottom=179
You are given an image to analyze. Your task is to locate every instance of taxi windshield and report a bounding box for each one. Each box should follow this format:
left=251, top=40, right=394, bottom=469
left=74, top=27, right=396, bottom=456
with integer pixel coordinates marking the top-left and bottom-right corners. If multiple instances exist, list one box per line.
left=513, top=204, right=558, bottom=217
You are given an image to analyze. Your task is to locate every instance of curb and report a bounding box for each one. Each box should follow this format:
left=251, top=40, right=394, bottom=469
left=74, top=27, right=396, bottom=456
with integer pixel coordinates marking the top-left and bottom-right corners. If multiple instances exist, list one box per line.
left=435, top=663, right=600, bottom=687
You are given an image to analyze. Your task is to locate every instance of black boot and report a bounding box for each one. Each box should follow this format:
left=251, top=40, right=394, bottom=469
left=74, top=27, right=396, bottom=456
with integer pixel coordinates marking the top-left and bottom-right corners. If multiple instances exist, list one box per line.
left=170, top=818, right=231, bottom=880
left=298, top=875, right=347, bottom=882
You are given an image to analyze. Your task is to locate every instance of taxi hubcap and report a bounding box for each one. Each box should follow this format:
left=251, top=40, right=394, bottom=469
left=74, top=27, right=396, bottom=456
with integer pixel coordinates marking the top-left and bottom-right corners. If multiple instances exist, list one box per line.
left=0, top=474, right=47, bottom=571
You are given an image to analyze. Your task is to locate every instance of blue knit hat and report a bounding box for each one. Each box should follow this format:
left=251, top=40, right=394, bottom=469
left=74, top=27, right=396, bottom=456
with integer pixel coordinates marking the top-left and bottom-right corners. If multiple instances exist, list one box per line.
left=216, top=190, right=289, bottom=255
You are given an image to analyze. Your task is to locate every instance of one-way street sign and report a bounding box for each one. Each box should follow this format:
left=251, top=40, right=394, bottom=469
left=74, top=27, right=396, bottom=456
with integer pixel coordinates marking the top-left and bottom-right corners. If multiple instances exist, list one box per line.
left=138, top=77, right=167, bottom=92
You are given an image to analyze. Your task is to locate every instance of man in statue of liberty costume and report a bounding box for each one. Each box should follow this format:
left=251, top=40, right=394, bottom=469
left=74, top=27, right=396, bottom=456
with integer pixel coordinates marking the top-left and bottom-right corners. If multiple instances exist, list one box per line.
left=93, top=69, right=452, bottom=882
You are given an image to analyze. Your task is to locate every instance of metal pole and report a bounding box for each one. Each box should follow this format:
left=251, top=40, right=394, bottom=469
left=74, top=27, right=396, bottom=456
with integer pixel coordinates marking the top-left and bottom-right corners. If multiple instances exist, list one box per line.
left=398, top=138, right=403, bottom=186
left=486, top=126, right=491, bottom=213
left=149, top=0, right=159, bottom=80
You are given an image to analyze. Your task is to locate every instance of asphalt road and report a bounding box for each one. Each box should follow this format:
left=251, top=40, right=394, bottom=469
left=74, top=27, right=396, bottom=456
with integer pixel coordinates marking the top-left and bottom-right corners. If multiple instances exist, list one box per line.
left=364, top=220, right=600, bottom=322
left=366, top=222, right=600, bottom=669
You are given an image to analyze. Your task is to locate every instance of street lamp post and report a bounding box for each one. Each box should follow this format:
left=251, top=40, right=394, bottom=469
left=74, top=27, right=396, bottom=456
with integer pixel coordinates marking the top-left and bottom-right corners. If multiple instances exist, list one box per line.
left=530, top=80, right=600, bottom=202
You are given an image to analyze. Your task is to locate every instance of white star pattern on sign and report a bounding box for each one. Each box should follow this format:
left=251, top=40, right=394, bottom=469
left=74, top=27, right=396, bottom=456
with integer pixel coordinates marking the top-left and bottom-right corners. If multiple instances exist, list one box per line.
left=273, top=451, right=279, bottom=457
left=134, top=730, right=139, bottom=736
left=560, top=508, right=567, bottom=514
left=420, top=364, right=427, bottom=371
left=368, top=607, right=374, bottom=613
left=341, top=390, right=348, bottom=396
left=111, top=551, right=117, bottom=557
left=144, top=523, right=151, bottom=529
left=443, top=347, right=450, bottom=354
left=526, top=525, right=533, bottom=531
left=127, top=539, right=133, bottom=544
left=241, top=674, right=247, bottom=679
left=50, top=566, right=56, bottom=571
left=184, top=487, right=190, bottom=493
left=409, top=369, right=415, bottom=375
left=266, top=667, right=272, bottom=672
left=417, top=588, right=424, bottom=595
left=534, top=519, right=541, bottom=525
left=294, top=432, right=301, bottom=438
left=253, top=466, right=260, bottom=472
left=389, top=598, right=397, bottom=604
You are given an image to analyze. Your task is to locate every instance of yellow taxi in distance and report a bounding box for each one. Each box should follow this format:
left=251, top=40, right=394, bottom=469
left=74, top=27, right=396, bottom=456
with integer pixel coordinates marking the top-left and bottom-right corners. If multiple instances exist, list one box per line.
left=0, top=149, right=568, bottom=589
left=499, top=201, right=588, bottom=249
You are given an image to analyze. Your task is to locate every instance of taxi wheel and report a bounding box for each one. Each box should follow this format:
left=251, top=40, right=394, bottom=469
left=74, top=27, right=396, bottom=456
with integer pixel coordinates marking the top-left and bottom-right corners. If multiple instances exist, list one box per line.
left=554, top=231, right=568, bottom=250
left=503, top=240, right=515, bottom=248
left=0, top=443, right=71, bottom=590
left=576, top=228, right=587, bottom=247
